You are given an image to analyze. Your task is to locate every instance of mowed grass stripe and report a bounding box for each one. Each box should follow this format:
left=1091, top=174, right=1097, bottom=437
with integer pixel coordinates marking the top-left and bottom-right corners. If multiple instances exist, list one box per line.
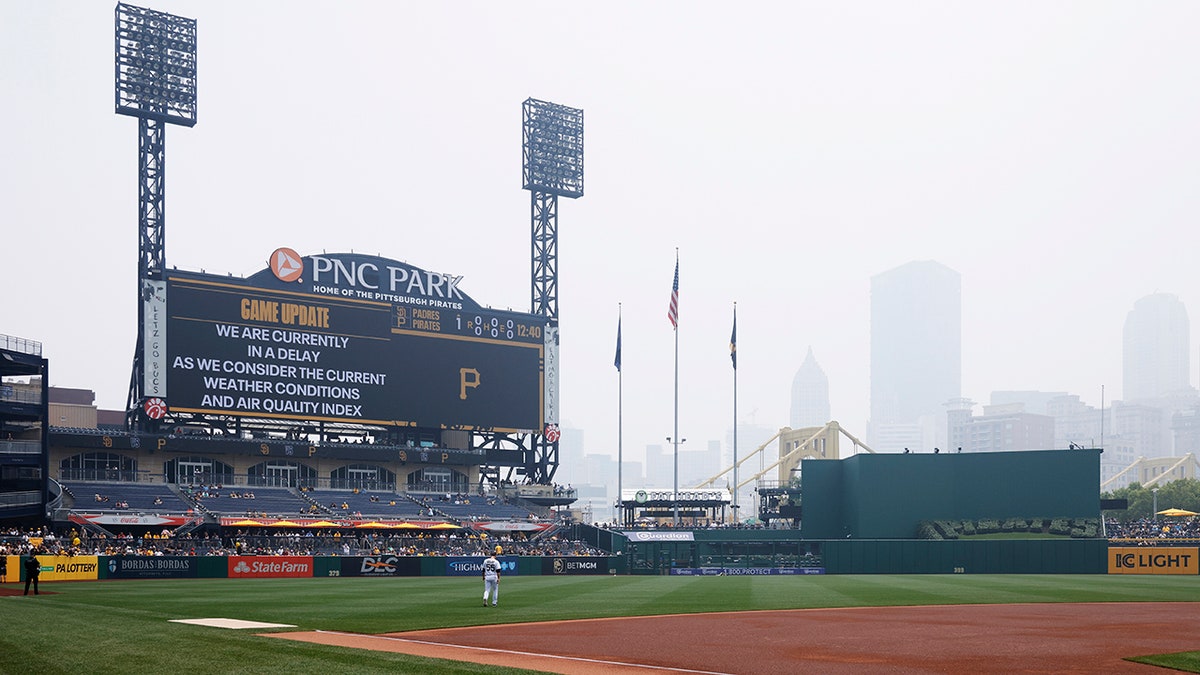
left=2, top=574, right=1197, bottom=674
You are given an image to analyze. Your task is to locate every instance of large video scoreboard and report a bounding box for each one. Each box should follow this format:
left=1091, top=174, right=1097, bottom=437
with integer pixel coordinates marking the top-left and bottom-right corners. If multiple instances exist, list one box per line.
left=142, top=249, right=555, bottom=433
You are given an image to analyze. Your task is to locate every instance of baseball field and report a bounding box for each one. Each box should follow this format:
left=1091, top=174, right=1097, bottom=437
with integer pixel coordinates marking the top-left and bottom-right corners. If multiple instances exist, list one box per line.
left=2, top=574, right=1198, bottom=674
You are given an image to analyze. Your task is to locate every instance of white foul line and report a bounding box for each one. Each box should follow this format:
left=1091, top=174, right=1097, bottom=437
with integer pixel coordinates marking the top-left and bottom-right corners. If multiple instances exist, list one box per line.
left=313, top=630, right=734, bottom=675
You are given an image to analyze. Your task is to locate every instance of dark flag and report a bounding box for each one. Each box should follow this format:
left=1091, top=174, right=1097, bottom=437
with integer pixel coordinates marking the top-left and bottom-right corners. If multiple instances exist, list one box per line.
left=730, top=308, right=737, bottom=369
left=614, top=316, right=622, bottom=371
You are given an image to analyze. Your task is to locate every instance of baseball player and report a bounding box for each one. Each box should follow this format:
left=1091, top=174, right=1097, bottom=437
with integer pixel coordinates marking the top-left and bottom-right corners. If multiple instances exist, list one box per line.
left=482, top=552, right=501, bottom=607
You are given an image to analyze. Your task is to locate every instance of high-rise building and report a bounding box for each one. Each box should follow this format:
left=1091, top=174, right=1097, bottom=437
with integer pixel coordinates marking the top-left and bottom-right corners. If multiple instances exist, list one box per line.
left=790, top=347, right=830, bottom=429
left=1123, top=293, right=1190, bottom=402
left=964, top=403, right=1055, bottom=453
left=869, top=260, right=961, bottom=452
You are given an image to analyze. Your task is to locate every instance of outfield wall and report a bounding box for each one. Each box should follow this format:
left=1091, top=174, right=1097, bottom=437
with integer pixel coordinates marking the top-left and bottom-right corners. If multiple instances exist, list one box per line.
left=11, top=543, right=1195, bottom=580
left=618, top=537, right=1111, bottom=574
left=801, top=449, right=1101, bottom=540
left=7, top=555, right=619, bottom=581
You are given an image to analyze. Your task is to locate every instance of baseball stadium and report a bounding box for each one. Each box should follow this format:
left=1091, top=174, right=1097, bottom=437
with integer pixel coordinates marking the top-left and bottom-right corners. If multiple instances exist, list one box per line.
left=3, top=4, right=1200, bottom=674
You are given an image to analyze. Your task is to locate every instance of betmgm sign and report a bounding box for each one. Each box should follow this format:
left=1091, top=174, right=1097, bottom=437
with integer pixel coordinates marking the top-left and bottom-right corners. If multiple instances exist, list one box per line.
left=141, top=248, right=556, bottom=433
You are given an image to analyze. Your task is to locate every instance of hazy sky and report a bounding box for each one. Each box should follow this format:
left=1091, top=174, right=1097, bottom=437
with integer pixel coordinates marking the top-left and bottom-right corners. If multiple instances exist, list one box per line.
left=4, top=2, right=1199, bottom=468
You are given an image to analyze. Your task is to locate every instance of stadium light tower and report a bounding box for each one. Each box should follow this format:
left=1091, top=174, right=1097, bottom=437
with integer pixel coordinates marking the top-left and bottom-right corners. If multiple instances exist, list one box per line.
left=114, top=2, right=197, bottom=430
left=521, top=98, right=583, bottom=484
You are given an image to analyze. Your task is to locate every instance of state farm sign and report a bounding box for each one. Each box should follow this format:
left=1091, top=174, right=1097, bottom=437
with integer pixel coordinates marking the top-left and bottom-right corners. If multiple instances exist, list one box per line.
left=227, top=556, right=313, bottom=578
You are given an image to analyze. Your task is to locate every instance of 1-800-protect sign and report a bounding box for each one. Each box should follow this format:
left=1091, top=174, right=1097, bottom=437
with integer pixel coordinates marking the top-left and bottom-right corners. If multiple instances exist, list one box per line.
left=159, top=252, right=547, bottom=433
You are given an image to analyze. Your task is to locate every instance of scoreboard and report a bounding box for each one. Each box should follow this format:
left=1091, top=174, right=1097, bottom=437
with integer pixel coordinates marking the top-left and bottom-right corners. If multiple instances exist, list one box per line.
left=147, top=250, right=552, bottom=432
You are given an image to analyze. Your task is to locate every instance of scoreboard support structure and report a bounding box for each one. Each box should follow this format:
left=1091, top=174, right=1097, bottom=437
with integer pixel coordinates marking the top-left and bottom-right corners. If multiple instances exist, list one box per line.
left=475, top=97, right=584, bottom=486
left=115, top=3, right=198, bottom=431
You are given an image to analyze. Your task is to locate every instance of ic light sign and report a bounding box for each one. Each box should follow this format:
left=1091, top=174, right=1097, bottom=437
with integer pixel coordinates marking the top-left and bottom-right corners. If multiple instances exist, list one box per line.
left=1108, top=547, right=1198, bottom=575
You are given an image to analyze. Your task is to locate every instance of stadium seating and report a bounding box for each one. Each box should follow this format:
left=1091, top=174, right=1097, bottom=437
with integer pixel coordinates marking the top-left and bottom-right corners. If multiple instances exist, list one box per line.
left=312, top=490, right=428, bottom=519
left=184, top=486, right=311, bottom=518
left=62, top=481, right=189, bottom=512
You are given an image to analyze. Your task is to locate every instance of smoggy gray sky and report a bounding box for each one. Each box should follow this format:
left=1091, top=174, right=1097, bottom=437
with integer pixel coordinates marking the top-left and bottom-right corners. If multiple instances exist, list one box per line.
left=3, top=2, right=1199, bottom=466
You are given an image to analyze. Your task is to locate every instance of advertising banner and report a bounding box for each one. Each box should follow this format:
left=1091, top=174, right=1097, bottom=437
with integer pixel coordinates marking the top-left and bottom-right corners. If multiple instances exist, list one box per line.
left=227, top=556, right=313, bottom=578
left=670, top=567, right=825, bottom=576
left=622, top=531, right=695, bottom=542
left=103, top=556, right=198, bottom=579
left=84, top=514, right=188, bottom=527
left=26, top=555, right=100, bottom=581
left=543, top=557, right=609, bottom=575
left=444, top=556, right=518, bottom=577
left=143, top=279, right=167, bottom=398
left=340, top=555, right=421, bottom=577
left=1108, top=547, right=1198, bottom=575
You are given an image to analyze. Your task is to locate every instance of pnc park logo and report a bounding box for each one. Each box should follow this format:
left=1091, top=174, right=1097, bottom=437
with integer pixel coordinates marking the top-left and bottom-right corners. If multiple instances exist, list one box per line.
left=270, top=247, right=304, bottom=283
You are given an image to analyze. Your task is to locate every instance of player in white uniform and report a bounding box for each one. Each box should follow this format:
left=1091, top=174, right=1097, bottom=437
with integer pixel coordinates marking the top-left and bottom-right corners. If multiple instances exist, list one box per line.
left=482, top=553, right=501, bottom=607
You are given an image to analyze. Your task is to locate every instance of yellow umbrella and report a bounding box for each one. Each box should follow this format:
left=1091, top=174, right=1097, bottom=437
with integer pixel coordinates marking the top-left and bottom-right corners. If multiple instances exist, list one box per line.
left=390, top=522, right=420, bottom=529
left=268, top=520, right=303, bottom=527
left=306, top=520, right=340, bottom=528
left=424, top=522, right=461, bottom=530
left=355, top=521, right=393, bottom=529
left=227, top=519, right=264, bottom=527
left=1156, top=508, right=1198, bottom=517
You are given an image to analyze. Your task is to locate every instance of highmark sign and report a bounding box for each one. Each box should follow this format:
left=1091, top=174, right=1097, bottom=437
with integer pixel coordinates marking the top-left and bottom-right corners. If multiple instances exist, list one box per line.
left=1108, top=547, right=1199, bottom=575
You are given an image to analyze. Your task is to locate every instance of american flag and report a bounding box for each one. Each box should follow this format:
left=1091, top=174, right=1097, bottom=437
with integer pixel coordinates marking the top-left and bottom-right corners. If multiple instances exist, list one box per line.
left=667, top=255, right=679, bottom=328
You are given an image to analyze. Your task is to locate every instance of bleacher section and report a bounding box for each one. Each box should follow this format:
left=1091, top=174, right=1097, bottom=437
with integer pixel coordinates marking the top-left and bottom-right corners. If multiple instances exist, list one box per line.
left=63, top=482, right=189, bottom=512
left=184, top=486, right=312, bottom=518
left=59, top=482, right=543, bottom=523
left=314, top=491, right=428, bottom=519
left=434, top=497, right=531, bottom=521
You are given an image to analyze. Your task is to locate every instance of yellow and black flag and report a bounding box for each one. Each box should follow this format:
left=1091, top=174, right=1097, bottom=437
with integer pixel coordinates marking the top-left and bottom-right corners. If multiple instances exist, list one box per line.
left=729, top=306, right=737, bottom=369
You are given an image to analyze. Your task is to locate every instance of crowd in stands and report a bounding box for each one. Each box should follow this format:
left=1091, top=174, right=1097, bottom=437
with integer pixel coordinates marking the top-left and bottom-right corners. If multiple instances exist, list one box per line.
left=1105, top=517, right=1200, bottom=541
left=0, top=525, right=605, bottom=558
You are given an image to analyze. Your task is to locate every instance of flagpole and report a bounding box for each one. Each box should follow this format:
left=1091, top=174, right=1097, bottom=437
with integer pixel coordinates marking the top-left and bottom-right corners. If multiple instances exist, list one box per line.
left=616, top=304, right=623, bottom=527
left=670, top=249, right=680, bottom=527
left=673, top=309, right=680, bottom=527
left=732, top=302, right=738, bottom=522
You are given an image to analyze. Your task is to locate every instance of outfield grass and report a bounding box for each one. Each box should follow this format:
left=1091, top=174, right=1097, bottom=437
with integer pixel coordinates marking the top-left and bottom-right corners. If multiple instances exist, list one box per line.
left=2, top=574, right=1197, bottom=674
